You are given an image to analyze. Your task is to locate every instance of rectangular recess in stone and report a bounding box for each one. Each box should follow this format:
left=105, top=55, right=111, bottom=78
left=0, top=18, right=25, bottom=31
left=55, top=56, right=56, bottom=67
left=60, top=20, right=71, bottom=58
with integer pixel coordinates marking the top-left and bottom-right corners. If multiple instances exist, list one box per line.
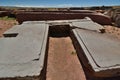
left=3, top=25, right=21, bottom=37
left=3, top=33, right=18, bottom=37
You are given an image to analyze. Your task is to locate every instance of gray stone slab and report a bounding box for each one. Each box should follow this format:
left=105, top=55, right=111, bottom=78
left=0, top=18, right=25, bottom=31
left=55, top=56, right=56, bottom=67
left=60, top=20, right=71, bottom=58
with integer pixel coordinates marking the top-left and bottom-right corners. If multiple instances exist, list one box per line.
left=23, top=21, right=46, bottom=24
left=3, top=23, right=47, bottom=37
left=46, top=19, right=91, bottom=24
left=17, top=24, right=48, bottom=37
left=3, top=25, right=21, bottom=37
left=72, top=29, right=120, bottom=76
left=21, top=19, right=93, bottom=28
left=0, top=23, right=49, bottom=78
left=72, top=20, right=104, bottom=32
left=46, top=19, right=89, bottom=27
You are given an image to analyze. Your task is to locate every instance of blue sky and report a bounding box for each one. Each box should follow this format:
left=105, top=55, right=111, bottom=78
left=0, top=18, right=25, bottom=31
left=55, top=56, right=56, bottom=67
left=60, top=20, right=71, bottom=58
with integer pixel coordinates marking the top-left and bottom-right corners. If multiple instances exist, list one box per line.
left=0, top=0, right=120, bottom=7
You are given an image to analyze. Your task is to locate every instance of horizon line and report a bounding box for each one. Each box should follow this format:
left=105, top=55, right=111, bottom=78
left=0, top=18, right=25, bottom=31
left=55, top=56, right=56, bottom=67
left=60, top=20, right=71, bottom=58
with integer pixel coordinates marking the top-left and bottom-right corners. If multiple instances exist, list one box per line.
left=0, top=4, right=120, bottom=8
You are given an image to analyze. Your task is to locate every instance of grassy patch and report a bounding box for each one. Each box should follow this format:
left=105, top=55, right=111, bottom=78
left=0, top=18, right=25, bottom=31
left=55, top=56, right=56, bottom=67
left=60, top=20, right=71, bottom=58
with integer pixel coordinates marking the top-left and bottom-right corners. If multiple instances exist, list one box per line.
left=71, top=51, right=77, bottom=55
left=0, top=16, right=15, bottom=20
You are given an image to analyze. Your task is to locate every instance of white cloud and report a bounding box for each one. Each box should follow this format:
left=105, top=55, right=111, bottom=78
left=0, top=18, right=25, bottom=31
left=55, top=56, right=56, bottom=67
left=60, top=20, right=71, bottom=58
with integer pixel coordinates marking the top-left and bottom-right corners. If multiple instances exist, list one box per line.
left=57, top=4, right=74, bottom=7
left=14, top=4, right=81, bottom=8
left=14, top=5, right=46, bottom=7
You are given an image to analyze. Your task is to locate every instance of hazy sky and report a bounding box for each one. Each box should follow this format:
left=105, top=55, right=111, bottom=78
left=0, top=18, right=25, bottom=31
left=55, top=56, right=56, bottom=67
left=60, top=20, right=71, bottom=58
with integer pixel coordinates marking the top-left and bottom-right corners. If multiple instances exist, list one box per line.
left=0, top=0, right=120, bottom=7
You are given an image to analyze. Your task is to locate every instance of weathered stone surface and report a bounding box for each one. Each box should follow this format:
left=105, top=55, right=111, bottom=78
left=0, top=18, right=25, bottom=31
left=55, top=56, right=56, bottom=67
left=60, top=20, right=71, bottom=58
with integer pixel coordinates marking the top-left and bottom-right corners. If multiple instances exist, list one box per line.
left=3, top=25, right=21, bottom=37
left=71, top=19, right=104, bottom=32
left=22, top=21, right=46, bottom=24
left=3, top=23, right=47, bottom=37
left=0, top=23, right=49, bottom=79
left=72, top=29, right=120, bottom=77
left=15, top=11, right=112, bottom=25
left=0, top=11, right=10, bottom=17
left=115, top=14, right=120, bottom=27
left=105, top=8, right=120, bottom=27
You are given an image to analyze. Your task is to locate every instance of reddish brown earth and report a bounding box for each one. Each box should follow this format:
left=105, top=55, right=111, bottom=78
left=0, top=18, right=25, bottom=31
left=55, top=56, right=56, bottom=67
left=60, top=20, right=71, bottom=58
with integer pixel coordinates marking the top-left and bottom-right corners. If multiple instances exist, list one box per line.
left=104, top=25, right=120, bottom=40
left=46, top=37, right=86, bottom=80
left=0, top=20, right=18, bottom=37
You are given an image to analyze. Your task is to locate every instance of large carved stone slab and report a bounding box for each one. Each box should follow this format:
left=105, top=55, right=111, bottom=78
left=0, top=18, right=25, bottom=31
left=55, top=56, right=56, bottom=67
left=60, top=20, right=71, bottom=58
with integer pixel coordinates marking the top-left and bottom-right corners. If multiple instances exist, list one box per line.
left=71, top=19, right=104, bottom=32
left=0, top=23, right=49, bottom=79
left=72, top=29, right=120, bottom=77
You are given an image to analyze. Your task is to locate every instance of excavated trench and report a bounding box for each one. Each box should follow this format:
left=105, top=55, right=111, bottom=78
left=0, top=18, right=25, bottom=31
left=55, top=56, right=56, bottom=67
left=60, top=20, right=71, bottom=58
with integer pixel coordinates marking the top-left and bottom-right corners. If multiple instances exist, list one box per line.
left=49, top=24, right=70, bottom=37
left=46, top=25, right=86, bottom=80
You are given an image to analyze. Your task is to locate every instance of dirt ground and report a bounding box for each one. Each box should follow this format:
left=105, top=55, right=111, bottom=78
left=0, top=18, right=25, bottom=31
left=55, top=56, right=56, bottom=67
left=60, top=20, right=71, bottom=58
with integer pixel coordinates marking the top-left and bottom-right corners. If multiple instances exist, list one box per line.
left=0, top=20, right=18, bottom=37
left=46, top=37, right=86, bottom=80
left=104, top=25, right=120, bottom=39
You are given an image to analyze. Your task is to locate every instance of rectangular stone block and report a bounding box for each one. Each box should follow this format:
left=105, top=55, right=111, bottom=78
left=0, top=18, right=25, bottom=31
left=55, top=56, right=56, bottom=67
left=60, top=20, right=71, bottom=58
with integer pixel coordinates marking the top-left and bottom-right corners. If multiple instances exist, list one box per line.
left=72, top=28, right=120, bottom=77
left=0, top=23, right=49, bottom=80
left=71, top=20, right=104, bottom=32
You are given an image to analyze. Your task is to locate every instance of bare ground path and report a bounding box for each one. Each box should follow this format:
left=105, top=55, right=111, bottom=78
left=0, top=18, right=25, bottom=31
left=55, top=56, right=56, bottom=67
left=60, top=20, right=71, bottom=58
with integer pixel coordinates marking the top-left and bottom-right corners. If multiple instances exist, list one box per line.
left=46, top=37, right=86, bottom=80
